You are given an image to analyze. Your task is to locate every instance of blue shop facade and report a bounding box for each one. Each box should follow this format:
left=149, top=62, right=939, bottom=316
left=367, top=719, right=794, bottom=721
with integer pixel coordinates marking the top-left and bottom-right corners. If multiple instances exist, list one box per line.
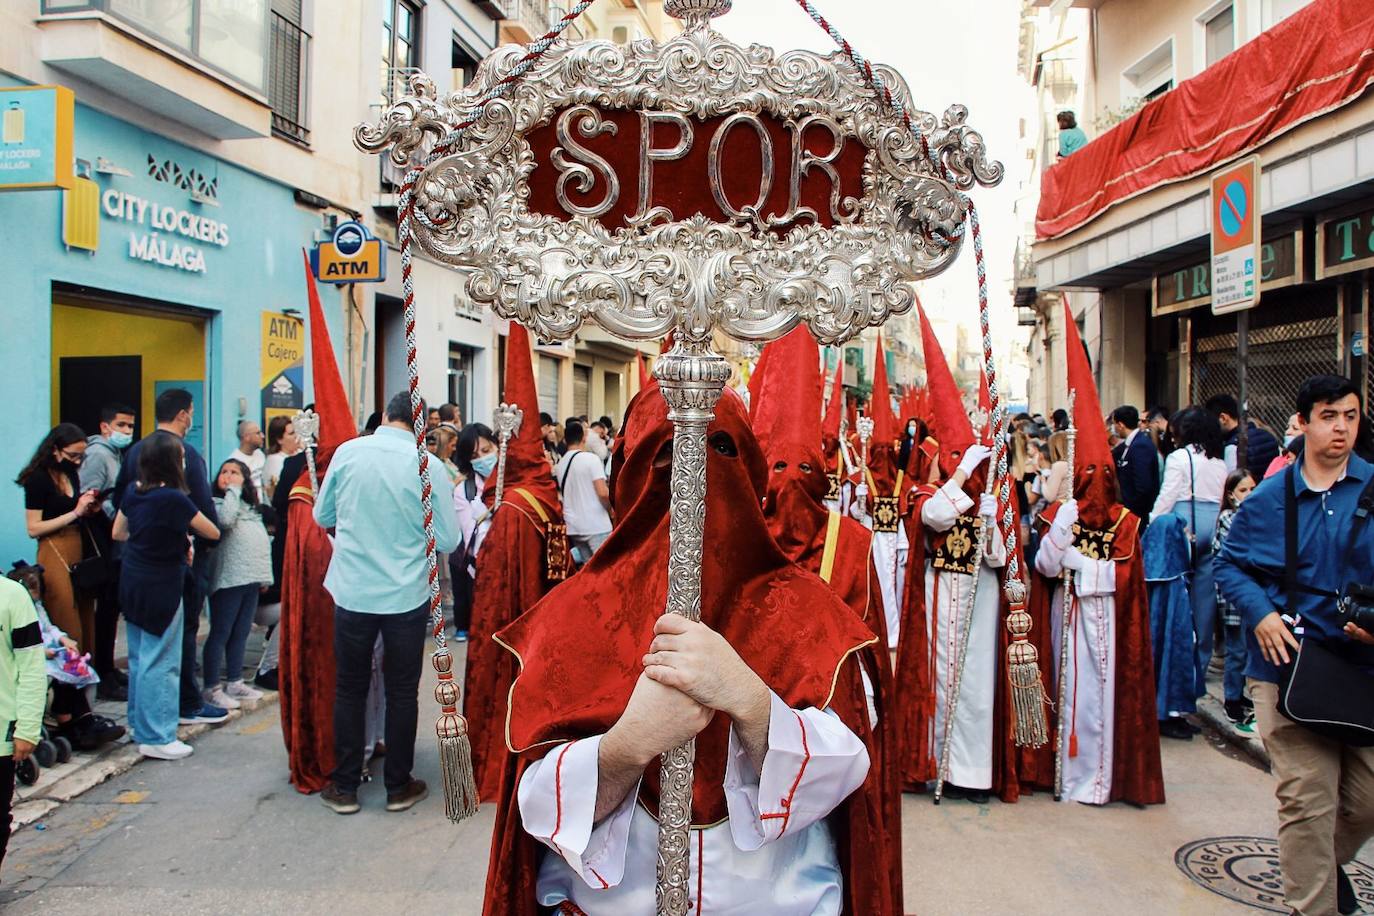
left=0, top=98, right=344, bottom=563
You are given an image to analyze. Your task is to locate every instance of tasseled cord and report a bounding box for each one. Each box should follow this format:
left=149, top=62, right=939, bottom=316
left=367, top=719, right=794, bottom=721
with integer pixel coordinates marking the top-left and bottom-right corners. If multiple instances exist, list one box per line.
left=1005, top=602, right=1050, bottom=748
left=433, top=650, right=480, bottom=821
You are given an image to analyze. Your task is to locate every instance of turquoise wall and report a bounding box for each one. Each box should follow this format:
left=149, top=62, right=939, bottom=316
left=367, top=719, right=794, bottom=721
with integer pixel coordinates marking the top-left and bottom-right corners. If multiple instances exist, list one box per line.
left=0, top=100, right=345, bottom=564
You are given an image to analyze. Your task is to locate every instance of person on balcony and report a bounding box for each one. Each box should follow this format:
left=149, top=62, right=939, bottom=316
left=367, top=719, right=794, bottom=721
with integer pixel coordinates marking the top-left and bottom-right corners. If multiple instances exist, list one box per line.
left=1057, top=111, right=1088, bottom=158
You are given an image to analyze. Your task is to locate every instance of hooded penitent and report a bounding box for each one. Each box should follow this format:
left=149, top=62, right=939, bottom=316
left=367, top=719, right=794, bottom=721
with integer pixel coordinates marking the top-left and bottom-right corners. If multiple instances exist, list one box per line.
left=1028, top=300, right=1164, bottom=806
left=892, top=299, right=1048, bottom=800
left=753, top=326, right=902, bottom=909
left=463, top=321, right=566, bottom=801
left=862, top=332, right=902, bottom=515
left=481, top=380, right=899, bottom=916
left=280, top=252, right=355, bottom=794
left=821, top=356, right=851, bottom=493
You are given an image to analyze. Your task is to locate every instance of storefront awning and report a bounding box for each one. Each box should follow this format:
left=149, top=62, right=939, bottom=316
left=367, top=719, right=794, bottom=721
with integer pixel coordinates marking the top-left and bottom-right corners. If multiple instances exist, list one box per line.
left=1035, top=0, right=1374, bottom=241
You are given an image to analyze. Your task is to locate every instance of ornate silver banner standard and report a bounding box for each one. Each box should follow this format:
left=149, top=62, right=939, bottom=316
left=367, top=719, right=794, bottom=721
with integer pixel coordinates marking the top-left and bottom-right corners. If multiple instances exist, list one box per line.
left=490, top=402, right=523, bottom=511
left=292, top=408, right=321, bottom=496
left=356, top=0, right=1002, bottom=911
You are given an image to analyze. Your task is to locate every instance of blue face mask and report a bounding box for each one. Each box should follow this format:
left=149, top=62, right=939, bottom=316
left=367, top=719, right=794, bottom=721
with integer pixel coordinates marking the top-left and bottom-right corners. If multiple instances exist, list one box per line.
left=110, top=431, right=133, bottom=449
left=472, top=454, right=498, bottom=478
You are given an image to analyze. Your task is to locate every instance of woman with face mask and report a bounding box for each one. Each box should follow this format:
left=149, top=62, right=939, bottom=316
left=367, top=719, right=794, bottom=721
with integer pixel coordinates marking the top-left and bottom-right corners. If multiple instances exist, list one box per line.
left=16, top=423, right=103, bottom=656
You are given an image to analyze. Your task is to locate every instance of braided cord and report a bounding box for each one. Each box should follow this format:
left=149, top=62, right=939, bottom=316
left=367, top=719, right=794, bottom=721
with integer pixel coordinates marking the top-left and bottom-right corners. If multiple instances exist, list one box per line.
left=397, top=1, right=596, bottom=655
left=791, top=0, right=1021, bottom=588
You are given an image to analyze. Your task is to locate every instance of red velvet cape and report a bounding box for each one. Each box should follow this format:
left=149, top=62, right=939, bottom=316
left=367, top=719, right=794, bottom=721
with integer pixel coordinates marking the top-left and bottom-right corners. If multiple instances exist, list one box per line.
left=278, top=476, right=336, bottom=795
left=464, top=489, right=564, bottom=801
left=893, top=479, right=1051, bottom=800
left=482, top=386, right=897, bottom=916
left=1030, top=503, right=1165, bottom=806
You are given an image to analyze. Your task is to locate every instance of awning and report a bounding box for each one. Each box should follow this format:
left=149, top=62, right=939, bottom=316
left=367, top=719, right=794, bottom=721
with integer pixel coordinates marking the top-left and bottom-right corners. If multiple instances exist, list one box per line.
left=1035, top=0, right=1374, bottom=241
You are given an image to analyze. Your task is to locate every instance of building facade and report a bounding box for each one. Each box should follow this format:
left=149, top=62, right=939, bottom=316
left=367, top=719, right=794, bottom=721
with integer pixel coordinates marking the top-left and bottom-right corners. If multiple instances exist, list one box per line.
left=1024, top=0, right=1371, bottom=437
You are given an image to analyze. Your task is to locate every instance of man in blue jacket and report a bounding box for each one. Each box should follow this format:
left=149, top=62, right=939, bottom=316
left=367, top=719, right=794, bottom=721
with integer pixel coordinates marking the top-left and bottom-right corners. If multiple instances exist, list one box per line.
left=1215, top=375, right=1374, bottom=916
left=1207, top=393, right=1280, bottom=478
left=1111, top=405, right=1160, bottom=519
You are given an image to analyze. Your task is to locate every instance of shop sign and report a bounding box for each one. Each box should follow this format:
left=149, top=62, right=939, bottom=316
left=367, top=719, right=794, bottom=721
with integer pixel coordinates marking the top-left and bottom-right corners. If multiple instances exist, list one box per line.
left=1153, top=231, right=1300, bottom=317
left=101, top=189, right=229, bottom=274
left=1317, top=206, right=1374, bottom=279
left=1209, top=156, right=1261, bottom=315
left=0, top=85, right=74, bottom=192
left=311, top=221, right=386, bottom=283
left=261, top=312, right=305, bottom=427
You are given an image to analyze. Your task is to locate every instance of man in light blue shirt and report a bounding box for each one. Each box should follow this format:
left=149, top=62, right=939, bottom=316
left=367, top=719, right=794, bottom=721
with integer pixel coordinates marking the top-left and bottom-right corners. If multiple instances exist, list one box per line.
left=314, top=392, right=459, bottom=816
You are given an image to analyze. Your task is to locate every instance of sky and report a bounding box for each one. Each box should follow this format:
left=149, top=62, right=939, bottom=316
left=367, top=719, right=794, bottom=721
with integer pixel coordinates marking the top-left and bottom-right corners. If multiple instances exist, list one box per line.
left=713, top=0, right=1029, bottom=387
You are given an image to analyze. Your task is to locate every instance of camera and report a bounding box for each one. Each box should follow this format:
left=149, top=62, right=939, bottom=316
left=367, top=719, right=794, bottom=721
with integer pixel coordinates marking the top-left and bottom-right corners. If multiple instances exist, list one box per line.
left=1337, top=583, right=1374, bottom=633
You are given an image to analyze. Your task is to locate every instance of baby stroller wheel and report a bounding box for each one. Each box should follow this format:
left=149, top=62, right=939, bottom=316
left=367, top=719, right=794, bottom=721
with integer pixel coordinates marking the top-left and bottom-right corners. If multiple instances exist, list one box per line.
left=34, top=738, right=57, bottom=768
left=16, top=756, right=39, bottom=786
left=53, top=735, right=73, bottom=763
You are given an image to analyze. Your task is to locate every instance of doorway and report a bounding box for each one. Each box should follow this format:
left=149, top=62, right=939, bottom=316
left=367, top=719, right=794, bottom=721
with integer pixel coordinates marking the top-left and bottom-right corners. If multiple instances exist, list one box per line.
left=59, top=356, right=142, bottom=440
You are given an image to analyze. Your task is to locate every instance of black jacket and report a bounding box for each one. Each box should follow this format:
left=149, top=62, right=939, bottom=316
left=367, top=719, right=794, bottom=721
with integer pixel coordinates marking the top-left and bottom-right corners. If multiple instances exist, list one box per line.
left=1116, top=431, right=1161, bottom=519
left=1226, top=422, right=1280, bottom=479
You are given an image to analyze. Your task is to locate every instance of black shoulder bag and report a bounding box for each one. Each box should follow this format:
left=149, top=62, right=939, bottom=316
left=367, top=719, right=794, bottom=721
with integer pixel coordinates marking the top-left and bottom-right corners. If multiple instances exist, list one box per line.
left=1278, top=465, right=1374, bottom=746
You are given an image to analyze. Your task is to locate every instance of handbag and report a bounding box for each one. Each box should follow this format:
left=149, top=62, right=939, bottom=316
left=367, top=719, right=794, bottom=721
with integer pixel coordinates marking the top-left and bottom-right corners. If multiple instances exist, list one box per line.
left=49, top=522, right=109, bottom=592
left=1277, top=464, right=1374, bottom=746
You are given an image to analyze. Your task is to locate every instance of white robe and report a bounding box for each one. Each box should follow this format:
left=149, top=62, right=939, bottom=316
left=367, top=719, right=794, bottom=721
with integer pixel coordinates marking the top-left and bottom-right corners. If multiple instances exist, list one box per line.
left=1035, top=530, right=1119, bottom=805
left=921, top=479, right=1007, bottom=791
left=518, top=691, right=869, bottom=914
left=871, top=529, right=907, bottom=648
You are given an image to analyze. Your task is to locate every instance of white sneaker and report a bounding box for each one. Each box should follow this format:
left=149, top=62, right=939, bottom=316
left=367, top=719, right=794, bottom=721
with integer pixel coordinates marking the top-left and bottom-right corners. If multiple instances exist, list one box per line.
left=226, top=680, right=264, bottom=701
left=204, top=686, right=241, bottom=710
left=139, top=740, right=194, bottom=760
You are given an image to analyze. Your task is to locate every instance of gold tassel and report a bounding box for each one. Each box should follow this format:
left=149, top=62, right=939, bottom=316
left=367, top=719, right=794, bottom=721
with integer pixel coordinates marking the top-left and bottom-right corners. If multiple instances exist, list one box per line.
left=433, top=652, right=480, bottom=822
left=1004, top=606, right=1050, bottom=748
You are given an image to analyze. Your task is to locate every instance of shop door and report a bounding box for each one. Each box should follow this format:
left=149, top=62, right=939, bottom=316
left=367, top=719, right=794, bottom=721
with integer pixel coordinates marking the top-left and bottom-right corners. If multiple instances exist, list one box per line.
left=448, top=345, right=474, bottom=425
left=538, top=354, right=561, bottom=419
left=59, top=356, right=142, bottom=439
left=1192, top=315, right=1339, bottom=432
left=573, top=364, right=591, bottom=419
left=375, top=295, right=406, bottom=411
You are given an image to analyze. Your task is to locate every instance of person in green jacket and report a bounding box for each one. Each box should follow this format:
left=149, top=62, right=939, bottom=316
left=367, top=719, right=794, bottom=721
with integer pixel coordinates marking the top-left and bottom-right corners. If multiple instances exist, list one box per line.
left=1057, top=110, right=1089, bottom=158
left=0, top=574, right=46, bottom=872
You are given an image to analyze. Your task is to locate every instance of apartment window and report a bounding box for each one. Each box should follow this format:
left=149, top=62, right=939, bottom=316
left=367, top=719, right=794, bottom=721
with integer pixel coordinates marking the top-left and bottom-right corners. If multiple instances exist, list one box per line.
left=1122, top=38, right=1174, bottom=104
left=268, top=0, right=310, bottom=144
left=612, top=25, right=628, bottom=43
left=382, top=0, right=421, bottom=105
left=1264, top=0, right=1311, bottom=28
left=1203, top=4, right=1235, bottom=67
left=538, top=355, right=561, bottom=418
left=452, top=36, right=479, bottom=92
left=90, top=0, right=270, bottom=90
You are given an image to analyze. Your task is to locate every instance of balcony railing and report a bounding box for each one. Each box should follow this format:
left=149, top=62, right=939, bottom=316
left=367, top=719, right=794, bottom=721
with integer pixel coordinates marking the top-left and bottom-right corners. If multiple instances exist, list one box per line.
left=267, top=11, right=310, bottom=145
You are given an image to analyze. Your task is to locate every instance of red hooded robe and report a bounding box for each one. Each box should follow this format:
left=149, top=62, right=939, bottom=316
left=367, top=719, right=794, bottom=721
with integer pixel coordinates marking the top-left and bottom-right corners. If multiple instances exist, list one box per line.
left=1028, top=301, right=1164, bottom=805
left=482, top=378, right=896, bottom=916
left=279, top=253, right=356, bottom=794
left=464, top=322, right=568, bottom=801
left=894, top=302, right=1050, bottom=800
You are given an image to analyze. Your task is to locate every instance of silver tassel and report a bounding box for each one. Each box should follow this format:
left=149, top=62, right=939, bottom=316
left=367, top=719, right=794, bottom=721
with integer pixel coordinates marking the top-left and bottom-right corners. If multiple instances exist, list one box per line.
left=433, top=651, right=480, bottom=822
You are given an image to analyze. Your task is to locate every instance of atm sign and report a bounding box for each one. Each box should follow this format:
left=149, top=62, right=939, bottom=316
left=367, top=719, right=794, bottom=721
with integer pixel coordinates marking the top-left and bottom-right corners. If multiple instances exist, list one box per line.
left=311, top=221, right=386, bottom=283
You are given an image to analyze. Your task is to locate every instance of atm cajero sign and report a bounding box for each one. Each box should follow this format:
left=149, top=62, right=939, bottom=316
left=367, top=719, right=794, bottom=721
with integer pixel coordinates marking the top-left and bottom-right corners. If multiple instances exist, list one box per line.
left=101, top=189, right=229, bottom=274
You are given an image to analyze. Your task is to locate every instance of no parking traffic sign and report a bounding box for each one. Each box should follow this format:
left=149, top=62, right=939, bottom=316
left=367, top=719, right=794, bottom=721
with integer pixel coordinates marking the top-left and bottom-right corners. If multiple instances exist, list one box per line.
left=1210, top=157, right=1260, bottom=315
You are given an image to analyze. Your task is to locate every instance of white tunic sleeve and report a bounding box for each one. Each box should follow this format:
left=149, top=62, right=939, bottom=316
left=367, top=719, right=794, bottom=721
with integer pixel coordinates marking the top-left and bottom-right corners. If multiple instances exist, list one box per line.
left=1034, top=522, right=1116, bottom=595
left=723, top=691, right=870, bottom=852
left=921, top=480, right=974, bottom=532
left=518, top=736, right=640, bottom=890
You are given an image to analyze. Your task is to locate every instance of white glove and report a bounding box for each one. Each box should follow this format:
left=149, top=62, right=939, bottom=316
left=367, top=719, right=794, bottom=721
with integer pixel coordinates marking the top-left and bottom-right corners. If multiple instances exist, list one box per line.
left=854, top=483, right=869, bottom=505
left=979, top=493, right=998, bottom=519
left=1061, top=545, right=1089, bottom=572
left=957, top=444, right=992, bottom=478
left=1049, top=498, right=1078, bottom=542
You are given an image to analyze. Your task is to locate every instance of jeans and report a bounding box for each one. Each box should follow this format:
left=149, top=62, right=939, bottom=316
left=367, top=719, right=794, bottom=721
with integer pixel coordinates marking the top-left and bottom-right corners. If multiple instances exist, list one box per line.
left=1173, top=499, right=1220, bottom=699
left=255, top=601, right=281, bottom=673
left=1222, top=623, right=1248, bottom=704
left=128, top=602, right=184, bottom=746
left=0, top=754, right=12, bottom=874
left=569, top=530, right=611, bottom=565
left=93, top=561, right=122, bottom=679
left=205, top=584, right=259, bottom=689
left=180, top=575, right=204, bottom=715
left=331, top=604, right=427, bottom=793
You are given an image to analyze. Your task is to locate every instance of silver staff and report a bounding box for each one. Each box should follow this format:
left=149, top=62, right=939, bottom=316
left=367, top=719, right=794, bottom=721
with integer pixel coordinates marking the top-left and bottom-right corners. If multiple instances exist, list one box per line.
left=1054, top=389, right=1078, bottom=801
left=292, top=409, right=321, bottom=497
left=490, top=402, right=522, bottom=512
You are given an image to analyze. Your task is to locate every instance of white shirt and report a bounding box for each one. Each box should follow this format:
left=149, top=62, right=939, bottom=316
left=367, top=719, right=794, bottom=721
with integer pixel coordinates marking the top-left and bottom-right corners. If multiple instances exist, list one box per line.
left=453, top=472, right=490, bottom=559
left=519, top=691, right=869, bottom=914
left=263, top=451, right=289, bottom=497
left=230, top=447, right=266, bottom=494
left=1149, top=445, right=1227, bottom=519
left=555, top=449, right=612, bottom=536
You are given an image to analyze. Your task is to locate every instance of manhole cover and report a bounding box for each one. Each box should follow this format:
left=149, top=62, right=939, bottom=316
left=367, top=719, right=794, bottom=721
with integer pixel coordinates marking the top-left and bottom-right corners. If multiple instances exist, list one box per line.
left=1176, top=836, right=1374, bottom=912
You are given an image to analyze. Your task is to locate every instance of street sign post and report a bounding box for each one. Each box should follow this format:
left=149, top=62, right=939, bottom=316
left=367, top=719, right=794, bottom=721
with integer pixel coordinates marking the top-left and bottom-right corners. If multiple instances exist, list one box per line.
left=1210, top=156, right=1261, bottom=315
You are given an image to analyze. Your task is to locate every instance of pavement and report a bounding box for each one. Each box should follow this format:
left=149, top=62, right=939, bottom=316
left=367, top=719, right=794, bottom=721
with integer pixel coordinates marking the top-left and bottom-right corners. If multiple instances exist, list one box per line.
left=7, top=642, right=1371, bottom=914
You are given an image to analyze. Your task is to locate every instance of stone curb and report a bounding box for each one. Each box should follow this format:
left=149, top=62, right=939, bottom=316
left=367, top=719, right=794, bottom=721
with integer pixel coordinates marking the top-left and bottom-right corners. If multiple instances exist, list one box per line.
left=12, top=689, right=280, bottom=831
left=1198, top=680, right=1269, bottom=769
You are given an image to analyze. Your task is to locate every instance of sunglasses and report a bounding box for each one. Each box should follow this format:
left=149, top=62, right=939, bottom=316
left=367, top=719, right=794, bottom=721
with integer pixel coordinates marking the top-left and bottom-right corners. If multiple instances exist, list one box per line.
left=59, top=449, right=85, bottom=464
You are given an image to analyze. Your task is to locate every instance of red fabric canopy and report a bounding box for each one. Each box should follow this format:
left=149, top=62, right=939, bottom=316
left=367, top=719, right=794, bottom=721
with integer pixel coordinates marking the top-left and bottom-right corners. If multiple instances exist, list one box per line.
left=1036, top=0, right=1374, bottom=240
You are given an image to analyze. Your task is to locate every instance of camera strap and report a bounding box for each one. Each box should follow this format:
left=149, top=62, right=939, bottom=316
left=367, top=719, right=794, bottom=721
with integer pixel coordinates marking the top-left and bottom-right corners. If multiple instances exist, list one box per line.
left=1283, top=463, right=1374, bottom=610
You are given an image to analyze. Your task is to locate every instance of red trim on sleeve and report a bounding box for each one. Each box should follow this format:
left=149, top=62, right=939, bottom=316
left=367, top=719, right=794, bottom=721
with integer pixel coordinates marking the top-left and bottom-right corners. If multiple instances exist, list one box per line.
left=760, top=710, right=813, bottom=836
left=589, top=867, right=609, bottom=890
left=549, top=740, right=577, bottom=846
